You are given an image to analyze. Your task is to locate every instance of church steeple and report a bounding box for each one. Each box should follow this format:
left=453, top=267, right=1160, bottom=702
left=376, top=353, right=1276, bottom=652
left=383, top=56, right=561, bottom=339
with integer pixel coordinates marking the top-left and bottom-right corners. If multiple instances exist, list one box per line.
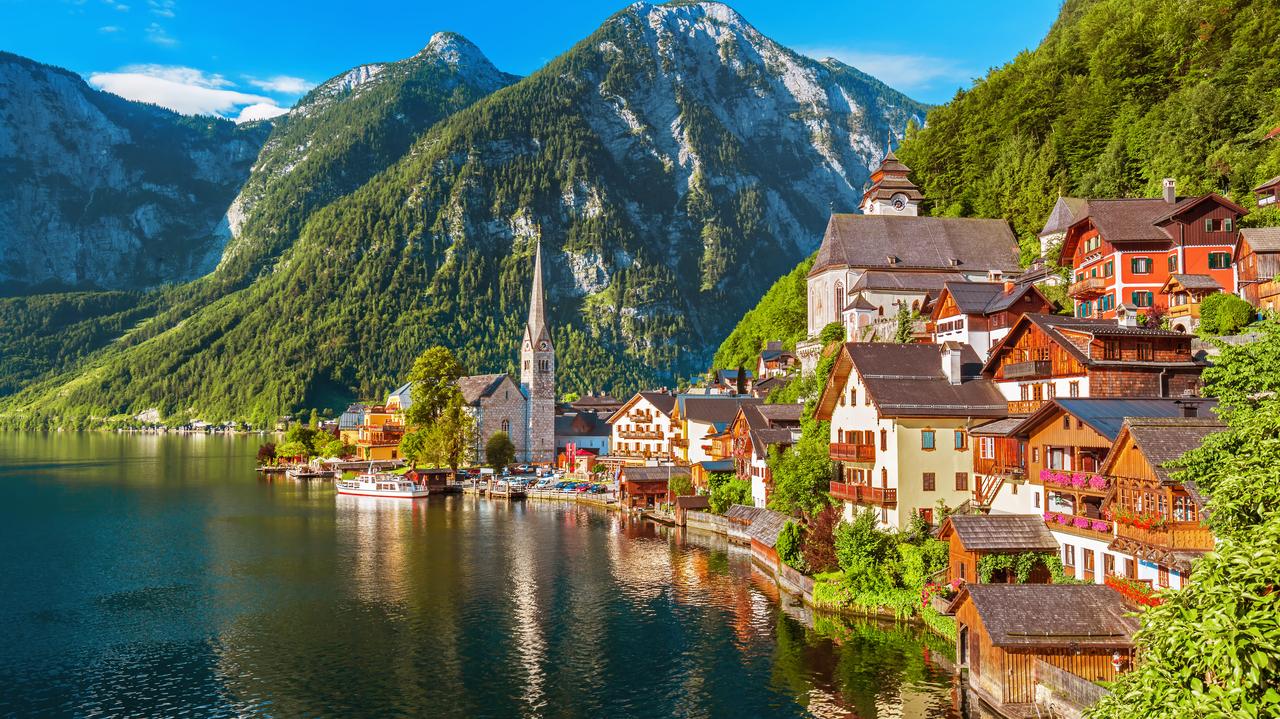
left=523, top=241, right=551, bottom=349
left=860, top=136, right=922, bottom=216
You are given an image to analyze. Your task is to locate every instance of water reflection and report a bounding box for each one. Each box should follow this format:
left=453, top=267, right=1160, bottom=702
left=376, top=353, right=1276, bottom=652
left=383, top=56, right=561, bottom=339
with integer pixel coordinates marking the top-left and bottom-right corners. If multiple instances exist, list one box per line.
left=0, top=433, right=967, bottom=718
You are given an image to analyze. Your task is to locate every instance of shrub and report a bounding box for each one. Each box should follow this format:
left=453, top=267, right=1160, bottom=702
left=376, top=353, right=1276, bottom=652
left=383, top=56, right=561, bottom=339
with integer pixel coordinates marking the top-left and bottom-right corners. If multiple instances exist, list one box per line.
left=801, top=505, right=841, bottom=573
left=776, top=520, right=806, bottom=571
left=1198, top=292, right=1255, bottom=336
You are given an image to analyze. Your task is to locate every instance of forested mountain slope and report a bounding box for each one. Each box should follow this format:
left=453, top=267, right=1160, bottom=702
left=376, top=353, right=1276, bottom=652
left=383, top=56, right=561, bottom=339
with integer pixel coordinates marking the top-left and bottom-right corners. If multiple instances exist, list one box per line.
left=897, top=0, right=1280, bottom=259
left=1, top=1, right=926, bottom=426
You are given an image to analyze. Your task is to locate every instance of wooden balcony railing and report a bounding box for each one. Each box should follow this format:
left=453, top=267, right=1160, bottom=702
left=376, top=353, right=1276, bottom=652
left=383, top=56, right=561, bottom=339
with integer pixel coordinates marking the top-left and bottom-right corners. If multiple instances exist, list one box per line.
left=1007, top=399, right=1046, bottom=415
left=829, top=442, right=875, bottom=463
left=1002, top=359, right=1052, bottom=380
left=358, top=431, right=403, bottom=445
left=1116, top=521, right=1215, bottom=551
left=1068, top=276, right=1108, bottom=298
left=1044, top=511, right=1113, bottom=539
left=829, top=481, right=897, bottom=506
left=619, top=430, right=664, bottom=440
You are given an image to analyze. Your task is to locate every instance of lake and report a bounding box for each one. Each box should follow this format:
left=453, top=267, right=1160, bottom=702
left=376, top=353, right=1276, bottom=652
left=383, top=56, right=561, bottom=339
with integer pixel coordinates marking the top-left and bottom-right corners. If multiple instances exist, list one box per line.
left=0, top=432, right=970, bottom=717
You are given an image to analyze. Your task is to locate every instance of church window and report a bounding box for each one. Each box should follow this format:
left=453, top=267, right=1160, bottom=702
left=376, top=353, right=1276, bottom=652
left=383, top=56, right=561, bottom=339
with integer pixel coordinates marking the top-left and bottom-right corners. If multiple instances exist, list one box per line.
left=501, top=419, right=510, bottom=433
left=834, top=282, right=844, bottom=313
left=539, top=359, right=550, bottom=372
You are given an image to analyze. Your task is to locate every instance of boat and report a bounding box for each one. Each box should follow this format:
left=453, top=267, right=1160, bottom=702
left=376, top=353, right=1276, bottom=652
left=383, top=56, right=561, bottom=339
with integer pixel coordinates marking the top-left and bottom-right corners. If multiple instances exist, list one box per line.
left=336, top=468, right=430, bottom=499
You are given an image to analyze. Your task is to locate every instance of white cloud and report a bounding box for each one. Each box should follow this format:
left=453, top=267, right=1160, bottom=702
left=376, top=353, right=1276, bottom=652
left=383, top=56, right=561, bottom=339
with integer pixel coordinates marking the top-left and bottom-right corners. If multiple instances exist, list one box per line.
left=148, top=0, right=175, bottom=16
left=235, top=103, right=290, bottom=123
left=801, top=48, right=974, bottom=96
left=247, top=75, right=312, bottom=94
left=101, top=0, right=130, bottom=11
left=99, top=25, right=121, bottom=32
left=146, top=21, right=177, bottom=46
left=89, top=64, right=285, bottom=122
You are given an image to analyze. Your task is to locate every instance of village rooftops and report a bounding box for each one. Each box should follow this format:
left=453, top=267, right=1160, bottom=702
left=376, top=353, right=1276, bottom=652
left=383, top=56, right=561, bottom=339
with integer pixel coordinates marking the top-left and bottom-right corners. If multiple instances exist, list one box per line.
left=1239, top=226, right=1280, bottom=253
left=1038, top=196, right=1089, bottom=237
left=951, top=584, right=1140, bottom=649
left=1008, top=398, right=1219, bottom=442
left=607, top=391, right=678, bottom=424
left=620, top=466, right=688, bottom=482
left=811, top=214, right=1021, bottom=276
left=680, top=395, right=761, bottom=428
left=1255, top=175, right=1280, bottom=194
left=939, top=514, right=1059, bottom=553
left=849, top=270, right=967, bottom=293
left=939, top=281, right=1047, bottom=316
left=816, top=342, right=1008, bottom=420
left=968, top=417, right=1026, bottom=437
left=982, top=313, right=1202, bottom=375
left=1161, top=273, right=1224, bottom=293
left=554, top=410, right=610, bottom=438
left=1059, top=193, right=1249, bottom=262
left=456, top=374, right=518, bottom=404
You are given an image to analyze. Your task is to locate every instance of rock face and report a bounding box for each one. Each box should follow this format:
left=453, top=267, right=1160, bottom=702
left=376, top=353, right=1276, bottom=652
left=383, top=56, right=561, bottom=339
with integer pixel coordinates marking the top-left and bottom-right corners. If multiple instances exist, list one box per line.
left=0, top=52, right=267, bottom=294
left=2, top=3, right=930, bottom=422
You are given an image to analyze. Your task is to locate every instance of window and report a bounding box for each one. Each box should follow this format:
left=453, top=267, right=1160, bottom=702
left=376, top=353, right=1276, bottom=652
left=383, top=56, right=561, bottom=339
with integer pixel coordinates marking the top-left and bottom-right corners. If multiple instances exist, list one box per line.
left=1063, top=544, right=1075, bottom=568
left=1167, top=255, right=1178, bottom=273
left=954, top=430, right=967, bottom=450
left=834, top=282, right=844, bottom=315
left=1204, top=218, right=1215, bottom=232
left=501, top=419, right=510, bottom=433
left=880, top=429, right=887, bottom=451
left=921, top=430, right=935, bottom=451
left=923, top=472, right=935, bottom=491
left=849, top=387, right=856, bottom=405
left=1034, top=491, right=1041, bottom=509
left=1225, top=218, right=1234, bottom=232
left=1032, top=447, right=1040, bottom=463
left=881, top=467, right=888, bottom=486
left=955, top=472, right=969, bottom=491
left=979, top=437, right=994, bottom=459
left=1131, top=257, right=1153, bottom=274
left=1132, top=291, right=1154, bottom=307
left=1104, top=340, right=1121, bottom=360
left=1136, top=342, right=1153, bottom=361
left=1208, top=252, right=1231, bottom=269
left=1104, top=554, right=1116, bottom=576
left=1069, top=381, right=1080, bottom=398
left=1083, top=550, right=1095, bottom=574
left=1104, top=260, right=1114, bottom=277
left=1098, top=293, right=1114, bottom=311
left=1158, top=564, right=1170, bottom=588
left=1062, top=415, right=1071, bottom=430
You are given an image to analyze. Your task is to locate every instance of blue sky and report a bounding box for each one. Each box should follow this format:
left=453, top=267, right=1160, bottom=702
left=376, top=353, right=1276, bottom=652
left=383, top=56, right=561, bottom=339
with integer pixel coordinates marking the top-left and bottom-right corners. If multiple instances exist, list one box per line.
left=4, top=0, right=1061, bottom=120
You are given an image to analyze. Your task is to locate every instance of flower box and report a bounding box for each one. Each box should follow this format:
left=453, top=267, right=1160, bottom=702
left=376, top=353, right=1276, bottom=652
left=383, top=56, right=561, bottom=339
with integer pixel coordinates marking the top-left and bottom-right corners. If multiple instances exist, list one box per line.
left=1105, top=573, right=1162, bottom=607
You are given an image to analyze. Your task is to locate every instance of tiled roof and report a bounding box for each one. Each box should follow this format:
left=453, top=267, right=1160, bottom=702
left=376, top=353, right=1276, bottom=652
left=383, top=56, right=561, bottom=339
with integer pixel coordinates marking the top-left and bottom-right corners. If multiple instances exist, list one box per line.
left=750, top=428, right=798, bottom=459
left=812, top=214, right=1021, bottom=275
left=941, top=514, right=1058, bottom=552
left=683, top=396, right=760, bottom=425
left=456, top=374, right=509, bottom=404
left=756, top=404, right=803, bottom=424
left=621, top=466, right=688, bottom=483
left=571, top=394, right=622, bottom=409
left=638, top=392, right=677, bottom=417
left=943, top=280, right=1043, bottom=316
left=1254, top=174, right=1280, bottom=192
left=850, top=270, right=966, bottom=292
left=1241, top=227, right=1280, bottom=253
left=554, top=411, right=610, bottom=438
left=1083, top=198, right=1177, bottom=242
left=1012, top=398, right=1219, bottom=442
left=1164, top=273, right=1223, bottom=292
left=747, top=508, right=791, bottom=547
left=969, top=417, right=1025, bottom=436
left=986, top=313, right=1195, bottom=373
left=845, top=343, right=1008, bottom=418
left=1039, top=196, right=1089, bottom=237
left=1118, top=417, right=1224, bottom=484
left=960, top=584, right=1139, bottom=649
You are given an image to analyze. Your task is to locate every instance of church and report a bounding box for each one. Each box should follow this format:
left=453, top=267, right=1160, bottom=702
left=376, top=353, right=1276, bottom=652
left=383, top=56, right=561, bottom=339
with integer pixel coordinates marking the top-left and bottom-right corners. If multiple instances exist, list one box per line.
left=455, top=242, right=556, bottom=464
left=805, top=146, right=1022, bottom=343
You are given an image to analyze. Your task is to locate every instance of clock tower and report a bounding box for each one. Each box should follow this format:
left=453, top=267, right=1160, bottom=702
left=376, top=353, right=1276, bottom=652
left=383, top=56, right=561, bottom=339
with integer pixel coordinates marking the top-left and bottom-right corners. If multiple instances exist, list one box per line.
left=520, top=241, right=556, bottom=463
left=859, top=141, right=922, bottom=216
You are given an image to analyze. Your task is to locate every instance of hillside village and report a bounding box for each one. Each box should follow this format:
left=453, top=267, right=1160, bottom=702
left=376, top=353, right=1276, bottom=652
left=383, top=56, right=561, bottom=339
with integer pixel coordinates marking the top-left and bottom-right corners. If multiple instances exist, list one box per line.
left=319, top=145, right=1280, bottom=718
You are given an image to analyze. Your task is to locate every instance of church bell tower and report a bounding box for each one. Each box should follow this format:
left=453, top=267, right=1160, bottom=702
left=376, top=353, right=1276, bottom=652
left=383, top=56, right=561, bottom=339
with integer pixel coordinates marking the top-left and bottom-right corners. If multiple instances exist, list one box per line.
left=859, top=138, right=922, bottom=216
left=520, top=241, right=556, bottom=463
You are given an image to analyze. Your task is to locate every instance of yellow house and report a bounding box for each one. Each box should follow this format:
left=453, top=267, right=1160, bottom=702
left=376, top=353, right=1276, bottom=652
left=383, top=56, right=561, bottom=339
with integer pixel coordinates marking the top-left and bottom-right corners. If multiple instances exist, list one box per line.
left=352, top=382, right=412, bottom=461
left=815, top=342, right=1008, bottom=530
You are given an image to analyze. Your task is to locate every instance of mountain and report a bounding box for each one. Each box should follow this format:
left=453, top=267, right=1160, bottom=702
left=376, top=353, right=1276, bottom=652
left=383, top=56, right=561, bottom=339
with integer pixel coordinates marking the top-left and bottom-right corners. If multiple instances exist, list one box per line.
left=0, top=52, right=268, bottom=294
left=0, top=1, right=927, bottom=427
left=217, top=32, right=520, bottom=279
left=896, top=0, right=1280, bottom=260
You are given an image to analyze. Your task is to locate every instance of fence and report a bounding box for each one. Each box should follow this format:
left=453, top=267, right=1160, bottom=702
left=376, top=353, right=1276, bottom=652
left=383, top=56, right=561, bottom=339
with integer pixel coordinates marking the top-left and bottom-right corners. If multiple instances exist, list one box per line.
left=1034, top=659, right=1109, bottom=717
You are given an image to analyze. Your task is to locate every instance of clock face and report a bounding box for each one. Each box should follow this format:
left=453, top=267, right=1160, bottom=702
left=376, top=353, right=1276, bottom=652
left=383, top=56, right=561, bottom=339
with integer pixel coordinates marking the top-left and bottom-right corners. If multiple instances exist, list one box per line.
left=539, top=341, right=549, bottom=350
left=891, top=193, right=908, bottom=211
left=524, top=340, right=531, bottom=349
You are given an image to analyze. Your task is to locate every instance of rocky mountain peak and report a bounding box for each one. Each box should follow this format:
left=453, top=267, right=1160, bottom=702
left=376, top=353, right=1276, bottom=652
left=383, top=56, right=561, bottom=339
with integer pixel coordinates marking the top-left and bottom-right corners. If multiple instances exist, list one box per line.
left=419, top=31, right=492, bottom=69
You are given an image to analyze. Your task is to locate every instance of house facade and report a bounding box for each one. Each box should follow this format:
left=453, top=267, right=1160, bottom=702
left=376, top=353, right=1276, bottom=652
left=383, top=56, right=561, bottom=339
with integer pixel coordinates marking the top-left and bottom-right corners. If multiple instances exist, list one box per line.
left=726, top=403, right=803, bottom=507
left=1061, top=182, right=1246, bottom=319
left=1236, top=227, right=1280, bottom=312
left=816, top=342, right=1007, bottom=531
left=606, top=391, right=678, bottom=465
left=930, top=280, right=1056, bottom=359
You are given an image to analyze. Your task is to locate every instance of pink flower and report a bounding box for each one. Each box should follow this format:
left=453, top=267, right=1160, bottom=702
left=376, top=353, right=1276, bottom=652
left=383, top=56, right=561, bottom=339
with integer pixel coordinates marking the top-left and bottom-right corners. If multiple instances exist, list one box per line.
left=1091, top=520, right=1110, bottom=533
left=1088, top=475, right=1109, bottom=491
left=1056, top=513, right=1071, bottom=525
left=1043, top=511, right=1054, bottom=522
left=1073, top=516, right=1090, bottom=529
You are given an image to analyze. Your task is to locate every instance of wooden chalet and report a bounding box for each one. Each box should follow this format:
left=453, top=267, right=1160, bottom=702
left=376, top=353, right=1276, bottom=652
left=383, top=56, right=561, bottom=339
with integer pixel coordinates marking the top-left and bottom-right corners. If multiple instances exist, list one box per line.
left=726, top=403, right=803, bottom=507
left=605, top=392, right=678, bottom=465
left=619, top=466, right=686, bottom=509
left=1255, top=174, right=1280, bottom=209
left=1236, top=227, right=1280, bottom=312
left=1098, top=416, right=1223, bottom=590
left=930, top=280, right=1055, bottom=359
left=952, top=584, right=1138, bottom=711
left=969, top=417, right=1027, bottom=511
left=982, top=313, right=1204, bottom=415
left=756, top=341, right=798, bottom=379
left=1158, top=273, right=1225, bottom=333
left=938, top=514, right=1058, bottom=585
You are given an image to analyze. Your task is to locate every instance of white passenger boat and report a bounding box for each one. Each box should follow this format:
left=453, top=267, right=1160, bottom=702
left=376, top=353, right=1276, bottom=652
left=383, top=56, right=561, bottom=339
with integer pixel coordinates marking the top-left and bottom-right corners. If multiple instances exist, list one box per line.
left=335, top=470, right=429, bottom=499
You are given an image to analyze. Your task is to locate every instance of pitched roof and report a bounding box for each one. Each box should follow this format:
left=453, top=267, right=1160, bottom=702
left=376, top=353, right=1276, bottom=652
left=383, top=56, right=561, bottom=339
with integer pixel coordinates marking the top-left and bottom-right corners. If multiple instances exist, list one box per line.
left=1011, top=398, right=1219, bottom=442
left=940, top=514, right=1058, bottom=552
left=984, top=313, right=1196, bottom=374
left=1080, top=198, right=1176, bottom=243
left=1241, top=227, right=1280, bottom=253
left=969, top=417, right=1025, bottom=436
left=820, top=343, right=1007, bottom=419
left=1254, top=175, right=1280, bottom=193
left=695, top=459, right=735, bottom=473
left=1039, top=196, right=1090, bottom=237
left=570, top=393, right=622, bottom=410
left=746, top=508, right=791, bottom=547
left=620, top=466, right=688, bottom=482
left=941, top=280, right=1046, bottom=317
left=959, top=584, right=1139, bottom=649
left=811, top=214, right=1021, bottom=276
left=522, top=241, right=552, bottom=348
left=638, top=392, right=677, bottom=417
left=749, top=428, right=799, bottom=459
left=756, top=404, right=803, bottom=425
left=850, top=270, right=967, bottom=293
left=681, top=396, right=760, bottom=426
left=675, top=495, right=710, bottom=510
left=554, top=411, right=610, bottom=438
left=456, top=374, right=512, bottom=404
left=1108, top=416, right=1224, bottom=484
left=1163, top=273, right=1224, bottom=292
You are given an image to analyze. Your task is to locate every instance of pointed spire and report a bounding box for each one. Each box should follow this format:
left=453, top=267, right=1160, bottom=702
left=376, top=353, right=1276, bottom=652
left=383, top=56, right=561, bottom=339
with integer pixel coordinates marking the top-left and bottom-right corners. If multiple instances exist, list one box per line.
left=883, top=131, right=897, bottom=161
left=526, top=241, right=551, bottom=347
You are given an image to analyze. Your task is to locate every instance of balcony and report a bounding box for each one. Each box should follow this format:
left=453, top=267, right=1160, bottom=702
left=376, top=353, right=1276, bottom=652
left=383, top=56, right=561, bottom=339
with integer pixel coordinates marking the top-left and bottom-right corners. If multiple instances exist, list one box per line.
left=1044, top=511, right=1114, bottom=539
left=1068, top=276, right=1109, bottom=299
left=671, top=437, right=688, bottom=448
left=829, top=442, right=875, bottom=463
left=1007, top=399, right=1046, bottom=415
left=1003, top=359, right=1051, bottom=380
left=1116, top=521, right=1214, bottom=552
left=357, top=431, right=403, bottom=446
left=1040, top=470, right=1111, bottom=494
left=619, top=430, right=664, bottom=440
left=829, top=481, right=897, bottom=506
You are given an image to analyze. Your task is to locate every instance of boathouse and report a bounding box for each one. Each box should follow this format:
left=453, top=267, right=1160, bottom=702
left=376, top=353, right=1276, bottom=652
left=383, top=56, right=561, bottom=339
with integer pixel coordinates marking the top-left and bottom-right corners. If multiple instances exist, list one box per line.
left=619, top=466, right=686, bottom=509
left=951, top=584, right=1138, bottom=711
left=938, top=514, right=1059, bottom=584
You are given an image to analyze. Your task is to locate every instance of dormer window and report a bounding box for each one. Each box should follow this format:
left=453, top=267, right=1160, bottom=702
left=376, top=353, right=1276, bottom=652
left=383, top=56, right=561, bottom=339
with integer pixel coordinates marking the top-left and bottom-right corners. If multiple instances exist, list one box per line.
left=886, top=255, right=899, bottom=265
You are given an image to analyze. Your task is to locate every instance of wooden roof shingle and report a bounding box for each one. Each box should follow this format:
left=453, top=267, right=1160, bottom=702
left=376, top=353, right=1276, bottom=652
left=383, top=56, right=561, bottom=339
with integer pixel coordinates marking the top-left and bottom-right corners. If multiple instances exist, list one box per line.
left=941, top=514, right=1058, bottom=552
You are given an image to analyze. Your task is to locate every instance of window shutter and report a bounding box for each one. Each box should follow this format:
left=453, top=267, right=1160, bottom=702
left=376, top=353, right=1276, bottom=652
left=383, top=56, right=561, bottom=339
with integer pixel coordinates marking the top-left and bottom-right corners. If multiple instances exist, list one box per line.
left=1205, top=218, right=1214, bottom=232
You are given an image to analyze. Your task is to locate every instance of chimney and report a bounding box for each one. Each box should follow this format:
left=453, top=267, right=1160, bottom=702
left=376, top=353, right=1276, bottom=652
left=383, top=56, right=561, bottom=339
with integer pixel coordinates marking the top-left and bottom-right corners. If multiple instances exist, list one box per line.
left=1117, top=304, right=1140, bottom=328
left=1003, top=280, right=1016, bottom=294
left=1163, top=178, right=1176, bottom=204
left=1176, top=400, right=1198, bottom=418
left=987, top=269, right=1003, bottom=282
left=941, top=342, right=963, bottom=385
